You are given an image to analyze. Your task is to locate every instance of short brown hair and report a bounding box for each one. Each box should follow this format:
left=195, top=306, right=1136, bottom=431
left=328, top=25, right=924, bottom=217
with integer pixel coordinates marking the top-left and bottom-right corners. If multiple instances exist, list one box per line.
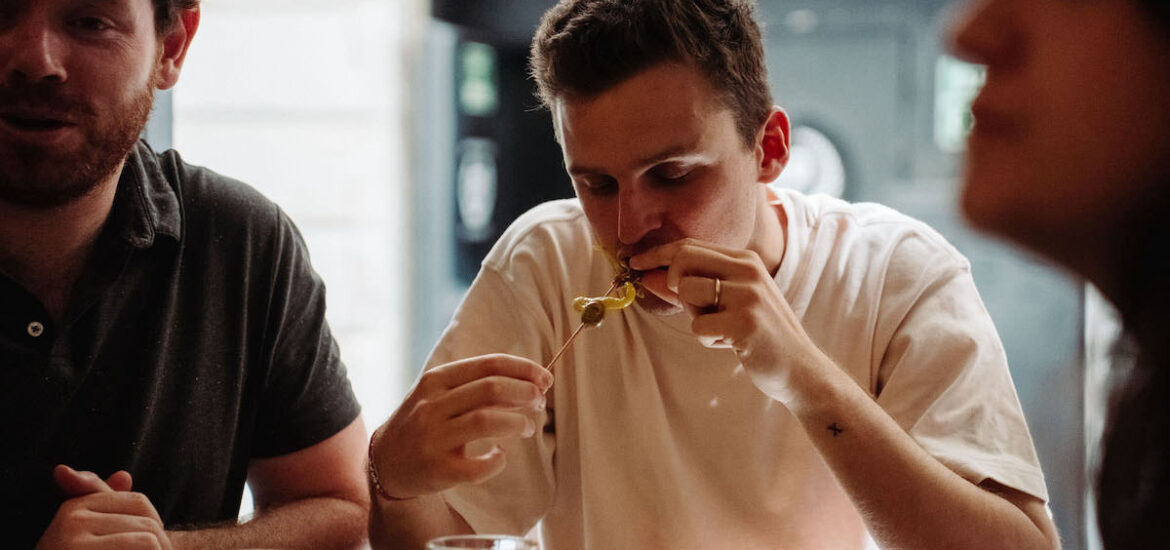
left=152, top=0, right=200, bottom=34
left=529, top=0, right=772, bottom=148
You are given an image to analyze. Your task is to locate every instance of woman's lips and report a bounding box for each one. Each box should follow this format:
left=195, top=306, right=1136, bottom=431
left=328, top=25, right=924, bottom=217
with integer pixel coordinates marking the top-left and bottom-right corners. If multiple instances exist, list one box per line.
left=970, top=102, right=1023, bottom=138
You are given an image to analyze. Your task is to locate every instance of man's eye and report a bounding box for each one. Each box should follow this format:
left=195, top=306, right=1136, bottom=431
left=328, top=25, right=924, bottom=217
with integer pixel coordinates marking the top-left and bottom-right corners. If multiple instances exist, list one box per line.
left=653, top=167, right=694, bottom=184
left=581, top=176, right=617, bottom=193
left=73, top=17, right=112, bottom=32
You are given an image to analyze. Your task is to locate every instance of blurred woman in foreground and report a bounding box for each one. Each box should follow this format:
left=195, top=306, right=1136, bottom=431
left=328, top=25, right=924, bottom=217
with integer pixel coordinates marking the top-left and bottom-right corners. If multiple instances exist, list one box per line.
left=949, top=0, right=1170, bottom=546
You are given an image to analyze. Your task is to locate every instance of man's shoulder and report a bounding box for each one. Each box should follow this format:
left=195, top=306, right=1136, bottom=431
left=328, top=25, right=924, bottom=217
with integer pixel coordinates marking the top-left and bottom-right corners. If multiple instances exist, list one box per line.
left=483, top=199, right=591, bottom=270
left=785, top=189, right=967, bottom=268
left=505, top=198, right=588, bottom=237
left=131, top=143, right=304, bottom=269
left=129, top=143, right=300, bottom=252
left=149, top=147, right=281, bottom=225
left=789, top=190, right=932, bottom=234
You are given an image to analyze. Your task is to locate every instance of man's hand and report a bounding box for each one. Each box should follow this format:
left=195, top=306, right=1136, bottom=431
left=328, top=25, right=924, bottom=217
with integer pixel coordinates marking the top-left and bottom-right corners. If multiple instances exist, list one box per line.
left=35, top=465, right=173, bottom=550
left=630, top=238, right=831, bottom=405
left=371, top=354, right=552, bottom=500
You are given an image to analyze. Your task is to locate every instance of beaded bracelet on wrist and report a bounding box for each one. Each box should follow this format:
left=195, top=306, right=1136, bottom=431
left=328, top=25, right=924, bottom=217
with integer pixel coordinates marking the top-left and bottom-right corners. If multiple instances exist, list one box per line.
left=367, top=428, right=413, bottom=501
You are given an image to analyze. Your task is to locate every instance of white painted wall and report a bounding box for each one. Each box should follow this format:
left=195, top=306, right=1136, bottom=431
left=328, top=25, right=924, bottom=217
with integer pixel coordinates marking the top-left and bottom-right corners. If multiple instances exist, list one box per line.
left=171, top=0, right=425, bottom=520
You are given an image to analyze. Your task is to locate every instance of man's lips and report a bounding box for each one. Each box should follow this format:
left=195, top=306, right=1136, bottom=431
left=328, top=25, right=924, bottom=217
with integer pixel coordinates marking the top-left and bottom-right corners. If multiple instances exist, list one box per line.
left=0, top=109, right=82, bottom=146
left=0, top=114, right=73, bottom=131
left=635, top=267, right=679, bottom=305
left=0, top=103, right=83, bottom=125
left=0, top=105, right=81, bottom=137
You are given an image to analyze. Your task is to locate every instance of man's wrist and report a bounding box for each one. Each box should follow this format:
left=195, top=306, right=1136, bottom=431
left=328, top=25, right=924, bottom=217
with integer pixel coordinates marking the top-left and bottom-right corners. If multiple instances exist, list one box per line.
left=782, top=353, right=860, bottom=418
left=367, top=426, right=414, bottom=502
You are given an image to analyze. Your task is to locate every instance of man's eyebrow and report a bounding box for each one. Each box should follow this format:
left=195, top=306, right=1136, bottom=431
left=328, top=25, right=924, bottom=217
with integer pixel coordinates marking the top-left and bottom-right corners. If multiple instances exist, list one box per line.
left=78, top=0, right=130, bottom=11
left=567, top=141, right=702, bottom=177
left=632, top=141, right=702, bottom=168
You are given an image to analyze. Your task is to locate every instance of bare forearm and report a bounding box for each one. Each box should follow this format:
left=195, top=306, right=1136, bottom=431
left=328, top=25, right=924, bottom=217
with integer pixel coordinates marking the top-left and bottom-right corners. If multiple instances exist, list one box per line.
left=170, top=497, right=367, bottom=550
left=369, top=493, right=474, bottom=550
left=785, top=359, right=1058, bottom=550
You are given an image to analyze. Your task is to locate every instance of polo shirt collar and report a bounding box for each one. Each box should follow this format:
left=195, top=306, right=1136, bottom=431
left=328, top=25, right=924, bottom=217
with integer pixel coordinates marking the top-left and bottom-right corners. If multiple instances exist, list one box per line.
left=112, top=140, right=182, bottom=249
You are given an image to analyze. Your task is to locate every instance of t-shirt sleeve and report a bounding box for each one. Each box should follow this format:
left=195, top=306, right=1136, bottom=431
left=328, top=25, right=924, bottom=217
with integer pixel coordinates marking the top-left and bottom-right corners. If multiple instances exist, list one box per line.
left=251, top=208, right=361, bottom=458
left=425, top=262, right=559, bottom=536
left=872, top=233, right=1049, bottom=502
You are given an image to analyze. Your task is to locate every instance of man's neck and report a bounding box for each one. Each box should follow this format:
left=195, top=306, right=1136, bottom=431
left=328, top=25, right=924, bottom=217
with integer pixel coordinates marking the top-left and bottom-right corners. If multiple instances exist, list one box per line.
left=0, top=165, right=123, bottom=321
left=749, top=186, right=787, bottom=278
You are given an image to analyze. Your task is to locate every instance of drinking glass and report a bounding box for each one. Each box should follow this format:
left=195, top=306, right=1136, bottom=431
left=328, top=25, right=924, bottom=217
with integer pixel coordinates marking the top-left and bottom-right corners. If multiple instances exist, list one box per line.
left=425, top=535, right=538, bottom=550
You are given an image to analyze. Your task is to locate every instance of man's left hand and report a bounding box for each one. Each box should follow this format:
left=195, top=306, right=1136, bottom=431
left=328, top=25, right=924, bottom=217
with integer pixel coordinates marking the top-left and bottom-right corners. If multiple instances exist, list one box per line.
left=630, top=238, right=832, bottom=405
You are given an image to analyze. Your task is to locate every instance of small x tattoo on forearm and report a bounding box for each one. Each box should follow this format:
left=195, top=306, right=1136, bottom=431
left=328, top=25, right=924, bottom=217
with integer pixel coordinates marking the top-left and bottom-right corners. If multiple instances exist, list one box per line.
left=827, top=422, right=844, bottom=437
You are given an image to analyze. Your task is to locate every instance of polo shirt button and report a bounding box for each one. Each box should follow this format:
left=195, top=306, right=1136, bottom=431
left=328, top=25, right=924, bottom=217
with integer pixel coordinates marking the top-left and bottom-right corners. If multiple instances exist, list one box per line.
left=27, top=321, right=44, bottom=338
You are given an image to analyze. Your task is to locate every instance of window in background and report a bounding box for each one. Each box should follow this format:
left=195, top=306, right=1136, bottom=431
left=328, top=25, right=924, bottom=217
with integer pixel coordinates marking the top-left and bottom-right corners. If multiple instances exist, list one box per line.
left=172, top=1, right=419, bottom=516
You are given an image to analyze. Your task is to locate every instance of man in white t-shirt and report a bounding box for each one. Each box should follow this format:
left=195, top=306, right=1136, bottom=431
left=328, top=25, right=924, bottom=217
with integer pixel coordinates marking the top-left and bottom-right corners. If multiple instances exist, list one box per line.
left=368, top=1, right=1059, bottom=549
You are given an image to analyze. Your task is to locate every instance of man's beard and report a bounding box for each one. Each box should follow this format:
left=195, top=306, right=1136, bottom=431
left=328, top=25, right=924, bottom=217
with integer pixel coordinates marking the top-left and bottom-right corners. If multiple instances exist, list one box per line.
left=0, top=79, right=155, bottom=208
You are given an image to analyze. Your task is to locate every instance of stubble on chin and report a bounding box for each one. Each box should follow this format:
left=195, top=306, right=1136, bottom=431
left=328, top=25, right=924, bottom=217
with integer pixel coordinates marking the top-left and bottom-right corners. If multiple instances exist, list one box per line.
left=0, top=81, right=155, bottom=209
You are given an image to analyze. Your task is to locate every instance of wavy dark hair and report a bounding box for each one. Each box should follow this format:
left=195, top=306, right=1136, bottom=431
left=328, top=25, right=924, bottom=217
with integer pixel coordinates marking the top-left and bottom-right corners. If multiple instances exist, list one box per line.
left=1095, top=1, right=1170, bottom=547
left=152, top=0, right=200, bottom=34
left=1137, top=0, right=1170, bottom=25
left=1096, top=191, right=1170, bottom=547
left=529, top=0, right=772, bottom=148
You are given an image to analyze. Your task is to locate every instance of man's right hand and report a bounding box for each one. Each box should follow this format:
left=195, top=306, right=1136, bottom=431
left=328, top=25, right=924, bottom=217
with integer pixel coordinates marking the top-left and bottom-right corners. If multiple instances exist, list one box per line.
left=35, top=465, right=173, bottom=550
left=371, top=353, right=552, bottom=500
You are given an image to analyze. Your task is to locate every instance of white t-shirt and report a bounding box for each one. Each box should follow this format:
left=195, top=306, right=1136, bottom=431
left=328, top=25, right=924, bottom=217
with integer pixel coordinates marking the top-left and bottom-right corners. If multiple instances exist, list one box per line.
left=428, top=191, right=1047, bottom=550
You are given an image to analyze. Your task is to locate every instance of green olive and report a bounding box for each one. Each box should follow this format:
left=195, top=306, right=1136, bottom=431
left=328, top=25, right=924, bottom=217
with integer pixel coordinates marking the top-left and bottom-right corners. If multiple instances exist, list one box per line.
left=580, top=301, right=606, bottom=326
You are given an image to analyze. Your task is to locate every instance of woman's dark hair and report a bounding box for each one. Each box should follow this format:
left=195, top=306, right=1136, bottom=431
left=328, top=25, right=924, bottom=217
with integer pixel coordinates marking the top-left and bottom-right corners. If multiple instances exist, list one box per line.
left=529, top=0, right=772, bottom=148
left=1096, top=184, right=1170, bottom=547
left=1095, top=1, right=1170, bottom=541
left=1136, top=0, right=1170, bottom=25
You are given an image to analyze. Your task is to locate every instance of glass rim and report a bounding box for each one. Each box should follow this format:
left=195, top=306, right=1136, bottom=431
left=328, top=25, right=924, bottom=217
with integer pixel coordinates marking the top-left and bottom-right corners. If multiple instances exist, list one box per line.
left=426, top=534, right=538, bottom=547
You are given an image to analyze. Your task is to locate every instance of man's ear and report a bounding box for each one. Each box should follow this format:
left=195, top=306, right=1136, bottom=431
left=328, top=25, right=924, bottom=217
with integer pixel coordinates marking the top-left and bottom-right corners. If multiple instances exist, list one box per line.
left=154, top=7, right=201, bottom=90
left=755, top=107, right=791, bottom=184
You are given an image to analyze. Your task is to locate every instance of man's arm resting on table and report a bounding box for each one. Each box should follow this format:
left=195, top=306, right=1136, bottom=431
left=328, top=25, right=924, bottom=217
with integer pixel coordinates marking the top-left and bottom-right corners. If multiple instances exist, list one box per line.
left=169, top=417, right=370, bottom=550
left=788, top=359, right=1061, bottom=550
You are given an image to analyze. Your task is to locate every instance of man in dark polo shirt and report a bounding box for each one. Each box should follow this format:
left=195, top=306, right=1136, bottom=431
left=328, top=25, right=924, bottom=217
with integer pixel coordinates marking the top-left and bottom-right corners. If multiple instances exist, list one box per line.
left=0, top=1, right=368, bottom=549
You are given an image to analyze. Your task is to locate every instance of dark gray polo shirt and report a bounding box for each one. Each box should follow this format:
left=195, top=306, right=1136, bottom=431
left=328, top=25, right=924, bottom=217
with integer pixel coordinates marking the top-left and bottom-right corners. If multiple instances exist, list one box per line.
left=0, top=141, right=361, bottom=548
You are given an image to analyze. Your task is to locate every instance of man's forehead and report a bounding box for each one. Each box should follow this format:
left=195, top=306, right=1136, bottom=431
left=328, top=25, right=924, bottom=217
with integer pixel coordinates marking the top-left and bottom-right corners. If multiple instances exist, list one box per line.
left=555, top=69, right=725, bottom=135
left=28, top=0, right=131, bottom=6
left=554, top=92, right=729, bottom=172
left=558, top=114, right=712, bottom=178
left=17, top=0, right=145, bottom=12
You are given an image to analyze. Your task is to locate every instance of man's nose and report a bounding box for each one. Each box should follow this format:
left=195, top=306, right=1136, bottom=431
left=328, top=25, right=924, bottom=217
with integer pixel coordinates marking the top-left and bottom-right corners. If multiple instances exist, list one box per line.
left=1, top=16, right=68, bottom=85
left=616, top=182, right=664, bottom=245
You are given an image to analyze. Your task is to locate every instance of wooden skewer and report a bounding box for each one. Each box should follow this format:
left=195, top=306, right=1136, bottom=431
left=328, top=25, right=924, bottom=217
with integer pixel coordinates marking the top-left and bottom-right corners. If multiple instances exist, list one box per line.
left=544, top=323, right=587, bottom=371
left=544, top=281, right=621, bottom=371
